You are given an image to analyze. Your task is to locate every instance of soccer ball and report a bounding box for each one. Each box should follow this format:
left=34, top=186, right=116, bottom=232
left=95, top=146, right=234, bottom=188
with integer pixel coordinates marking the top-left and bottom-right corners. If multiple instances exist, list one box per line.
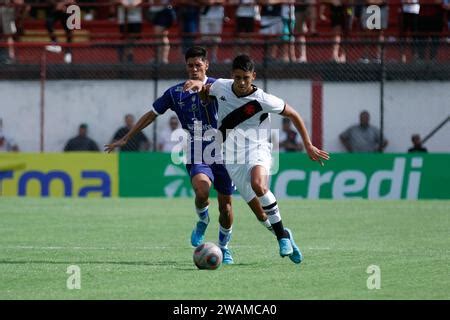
left=193, top=242, right=223, bottom=270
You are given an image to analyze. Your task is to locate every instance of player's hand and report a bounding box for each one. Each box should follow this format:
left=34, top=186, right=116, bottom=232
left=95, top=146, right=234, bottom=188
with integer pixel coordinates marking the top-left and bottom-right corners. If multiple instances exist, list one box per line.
left=104, top=138, right=127, bottom=153
left=183, top=80, right=204, bottom=92
left=305, top=144, right=330, bottom=166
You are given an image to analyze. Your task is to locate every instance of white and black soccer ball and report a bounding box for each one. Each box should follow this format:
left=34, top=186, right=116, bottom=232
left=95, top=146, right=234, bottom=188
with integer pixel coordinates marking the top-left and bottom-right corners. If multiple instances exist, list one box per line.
left=193, top=242, right=223, bottom=270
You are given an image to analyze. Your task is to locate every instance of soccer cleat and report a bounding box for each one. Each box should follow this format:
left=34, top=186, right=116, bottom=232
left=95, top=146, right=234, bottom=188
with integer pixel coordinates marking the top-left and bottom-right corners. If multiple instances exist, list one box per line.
left=191, top=221, right=208, bottom=247
left=45, top=45, right=62, bottom=53
left=220, top=247, right=234, bottom=265
left=285, top=228, right=303, bottom=264
left=278, top=237, right=293, bottom=257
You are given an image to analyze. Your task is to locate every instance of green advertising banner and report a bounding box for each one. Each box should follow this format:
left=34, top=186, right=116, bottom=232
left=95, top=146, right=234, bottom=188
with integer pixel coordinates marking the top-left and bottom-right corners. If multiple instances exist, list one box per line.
left=119, top=152, right=196, bottom=197
left=119, top=153, right=450, bottom=199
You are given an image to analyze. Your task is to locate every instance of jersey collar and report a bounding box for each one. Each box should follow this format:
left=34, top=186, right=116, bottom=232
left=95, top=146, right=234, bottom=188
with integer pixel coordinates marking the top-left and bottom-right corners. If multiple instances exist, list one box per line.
left=231, top=83, right=257, bottom=98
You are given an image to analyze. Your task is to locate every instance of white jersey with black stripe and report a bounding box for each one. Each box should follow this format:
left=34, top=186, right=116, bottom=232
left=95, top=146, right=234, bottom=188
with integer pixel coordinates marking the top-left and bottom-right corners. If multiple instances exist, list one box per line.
left=209, top=78, right=285, bottom=159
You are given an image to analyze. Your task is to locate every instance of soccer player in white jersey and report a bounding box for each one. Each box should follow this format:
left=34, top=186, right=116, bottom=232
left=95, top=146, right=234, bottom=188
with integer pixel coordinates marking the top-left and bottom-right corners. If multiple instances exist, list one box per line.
left=184, top=54, right=329, bottom=264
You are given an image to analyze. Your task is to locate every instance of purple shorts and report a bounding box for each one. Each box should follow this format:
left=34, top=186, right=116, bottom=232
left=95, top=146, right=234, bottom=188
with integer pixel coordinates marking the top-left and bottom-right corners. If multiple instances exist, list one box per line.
left=185, top=163, right=234, bottom=196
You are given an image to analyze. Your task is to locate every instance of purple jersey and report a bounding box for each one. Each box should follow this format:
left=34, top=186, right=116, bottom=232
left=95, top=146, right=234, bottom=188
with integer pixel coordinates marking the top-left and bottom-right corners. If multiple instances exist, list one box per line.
left=153, top=77, right=218, bottom=161
left=153, top=77, right=233, bottom=195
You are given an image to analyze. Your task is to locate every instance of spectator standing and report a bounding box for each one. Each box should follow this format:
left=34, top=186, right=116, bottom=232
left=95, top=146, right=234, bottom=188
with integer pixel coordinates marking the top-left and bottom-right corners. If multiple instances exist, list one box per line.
left=45, top=0, right=75, bottom=64
left=111, top=114, right=150, bottom=151
left=408, top=134, right=428, bottom=152
left=233, top=0, right=259, bottom=56
left=258, top=0, right=283, bottom=62
left=117, top=0, right=143, bottom=63
left=281, top=0, right=296, bottom=62
left=177, top=0, right=200, bottom=55
left=400, top=0, right=420, bottom=63
left=14, top=0, right=31, bottom=40
left=0, top=0, right=18, bottom=64
left=320, top=0, right=347, bottom=63
left=359, top=0, right=389, bottom=63
left=294, top=0, right=318, bottom=63
left=64, top=123, right=100, bottom=151
left=199, top=0, right=224, bottom=63
left=417, top=0, right=444, bottom=61
left=147, top=0, right=176, bottom=64
left=339, top=110, right=388, bottom=152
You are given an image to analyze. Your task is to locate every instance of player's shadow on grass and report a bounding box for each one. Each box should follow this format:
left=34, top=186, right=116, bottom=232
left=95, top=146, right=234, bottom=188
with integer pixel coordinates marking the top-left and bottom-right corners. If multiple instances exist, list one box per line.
left=175, top=262, right=259, bottom=271
left=0, top=260, right=260, bottom=269
left=0, top=259, right=186, bottom=267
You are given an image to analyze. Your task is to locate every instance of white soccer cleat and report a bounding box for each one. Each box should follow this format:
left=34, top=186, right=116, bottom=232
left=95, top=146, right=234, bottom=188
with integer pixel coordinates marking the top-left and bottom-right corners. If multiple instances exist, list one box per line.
left=45, top=45, right=62, bottom=53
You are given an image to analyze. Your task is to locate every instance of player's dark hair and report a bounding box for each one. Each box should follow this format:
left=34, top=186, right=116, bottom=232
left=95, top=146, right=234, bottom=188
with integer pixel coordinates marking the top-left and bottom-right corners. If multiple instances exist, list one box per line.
left=185, top=46, right=207, bottom=62
left=232, top=55, right=255, bottom=72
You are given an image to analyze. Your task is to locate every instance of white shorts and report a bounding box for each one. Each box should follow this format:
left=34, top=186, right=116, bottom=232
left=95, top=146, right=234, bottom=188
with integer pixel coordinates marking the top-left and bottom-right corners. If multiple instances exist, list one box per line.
left=224, top=147, right=272, bottom=203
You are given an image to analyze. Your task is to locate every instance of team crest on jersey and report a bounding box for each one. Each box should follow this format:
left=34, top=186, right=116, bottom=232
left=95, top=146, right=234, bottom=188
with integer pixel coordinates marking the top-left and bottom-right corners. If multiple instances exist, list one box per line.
left=244, top=104, right=257, bottom=115
left=175, top=86, right=183, bottom=92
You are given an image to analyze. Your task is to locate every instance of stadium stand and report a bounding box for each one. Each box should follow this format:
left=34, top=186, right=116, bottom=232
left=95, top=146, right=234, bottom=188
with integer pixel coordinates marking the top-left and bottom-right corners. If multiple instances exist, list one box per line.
left=0, top=0, right=446, bottom=65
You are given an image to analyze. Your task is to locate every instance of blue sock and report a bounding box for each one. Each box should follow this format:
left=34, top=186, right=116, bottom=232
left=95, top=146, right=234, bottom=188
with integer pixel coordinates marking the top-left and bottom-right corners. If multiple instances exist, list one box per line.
left=196, top=206, right=210, bottom=224
left=218, top=225, right=232, bottom=249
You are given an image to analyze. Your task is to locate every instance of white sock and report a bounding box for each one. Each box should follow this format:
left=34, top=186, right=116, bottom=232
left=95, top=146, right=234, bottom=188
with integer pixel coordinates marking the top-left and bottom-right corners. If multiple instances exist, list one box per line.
left=260, top=219, right=275, bottom=235
left=196, top=206, right=210, bottom=224
left=258, top=191, right=281, bottom=225
left=218, top=225, right=232, bottom=249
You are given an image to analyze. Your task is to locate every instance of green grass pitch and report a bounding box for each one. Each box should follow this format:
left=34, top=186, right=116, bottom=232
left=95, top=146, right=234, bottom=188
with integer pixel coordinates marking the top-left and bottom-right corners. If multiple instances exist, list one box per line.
left=0, top=198, right=448, bottom=299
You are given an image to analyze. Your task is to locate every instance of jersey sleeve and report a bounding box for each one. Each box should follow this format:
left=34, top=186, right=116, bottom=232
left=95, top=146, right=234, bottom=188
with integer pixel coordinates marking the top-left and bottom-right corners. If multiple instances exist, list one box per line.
left=208, top=78, right=223, bottom=97
left=152, top=88, right=174, bottom=115
left=260, top=91, right=285, bottom=114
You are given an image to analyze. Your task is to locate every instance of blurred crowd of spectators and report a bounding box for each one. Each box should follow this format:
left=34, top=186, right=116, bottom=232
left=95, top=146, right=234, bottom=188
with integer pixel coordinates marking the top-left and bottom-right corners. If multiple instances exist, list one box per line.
left=0, top=1, right=449, bottom=64
left=0, top=111, right=431, bottom=153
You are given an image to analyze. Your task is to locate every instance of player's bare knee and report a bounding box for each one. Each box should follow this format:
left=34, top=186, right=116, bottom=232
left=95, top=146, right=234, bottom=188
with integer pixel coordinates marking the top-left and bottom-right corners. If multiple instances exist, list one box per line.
left=251, top=181, right=268, bottom=196
left=195, top=189, right=209, bottom=205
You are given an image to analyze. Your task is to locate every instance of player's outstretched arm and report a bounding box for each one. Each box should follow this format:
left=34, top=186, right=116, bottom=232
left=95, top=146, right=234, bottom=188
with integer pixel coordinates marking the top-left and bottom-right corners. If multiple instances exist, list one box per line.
left=281, top=104, right=330, bottom=166
left=104, top=110, right=157, bottom=153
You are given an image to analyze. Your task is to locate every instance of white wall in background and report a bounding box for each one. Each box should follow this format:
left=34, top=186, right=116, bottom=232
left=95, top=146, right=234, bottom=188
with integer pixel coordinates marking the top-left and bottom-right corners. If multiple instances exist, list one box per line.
left=0, top=80, right=448, bottom=152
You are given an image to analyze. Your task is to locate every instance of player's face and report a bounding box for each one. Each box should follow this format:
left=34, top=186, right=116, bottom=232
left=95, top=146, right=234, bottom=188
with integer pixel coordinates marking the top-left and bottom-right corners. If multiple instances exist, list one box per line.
left=232, top=69, right=256, bottom=96
left=186, top=57, right=209, bottom=81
